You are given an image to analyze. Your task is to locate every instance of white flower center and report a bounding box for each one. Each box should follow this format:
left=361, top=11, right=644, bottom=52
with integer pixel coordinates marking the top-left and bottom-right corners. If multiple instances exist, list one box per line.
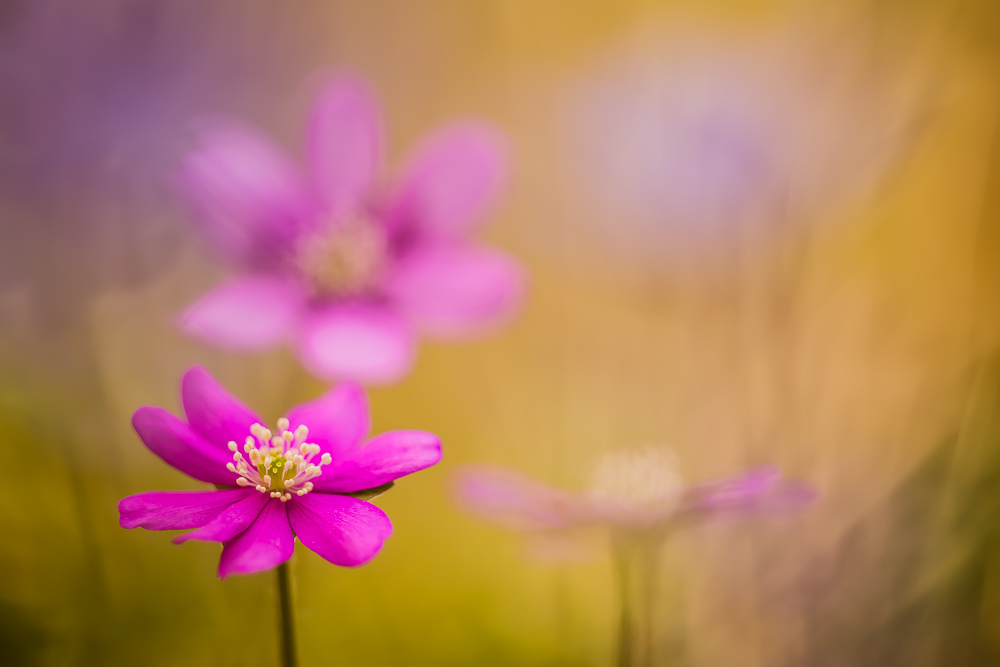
left=295, top=217, right=387, bottom=297
left=588, top=448, right=683, bottom=510
left=226, top=417, right=332, bottom=502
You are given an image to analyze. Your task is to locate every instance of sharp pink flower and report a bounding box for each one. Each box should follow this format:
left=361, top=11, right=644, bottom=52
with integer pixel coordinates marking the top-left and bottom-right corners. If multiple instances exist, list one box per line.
left=176, top=73, right=525, bottom=385
left=119, top=365, right=442, bottom=577
left=455, top=449, right=814, bottom=545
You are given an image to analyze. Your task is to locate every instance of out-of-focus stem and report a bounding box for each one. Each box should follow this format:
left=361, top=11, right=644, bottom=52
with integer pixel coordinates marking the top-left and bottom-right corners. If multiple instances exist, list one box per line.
left=615, top=544, right=635, bottom=667
left=636, top=544, right=659, bottom=666
left=276, top=561, right=298, bottom=667
left=614, top=537, right=661, bottom=667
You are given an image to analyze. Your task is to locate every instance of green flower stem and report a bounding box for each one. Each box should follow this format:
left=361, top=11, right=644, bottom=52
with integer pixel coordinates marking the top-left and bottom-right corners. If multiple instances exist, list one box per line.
left=614, top=537, right=661, bottom=667
left=276, top=561, right=298, bottom=667
left=615, top=545, right=635, bottom=667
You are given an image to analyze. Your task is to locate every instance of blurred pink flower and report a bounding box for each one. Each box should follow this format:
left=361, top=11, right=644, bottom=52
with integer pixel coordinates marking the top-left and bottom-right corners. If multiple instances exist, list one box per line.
left=455, top=449, right=814, bottom=544
left=176, top=74, right=524, bottom=384
left=565, top=23, right=926, bottom=261
left=119, top=365, right=441, bottom=577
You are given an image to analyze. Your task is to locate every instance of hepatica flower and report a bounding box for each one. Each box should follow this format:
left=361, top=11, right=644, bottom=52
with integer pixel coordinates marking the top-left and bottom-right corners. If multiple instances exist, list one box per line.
left=119, top=366, right=442, bottom=577
left=177, top=74, right=524, bottom=384
left=458, top=450, right=813, bottom=666
left=566, top=24, right=924, bottom=257
left=456, top=449, right=814, bottom=545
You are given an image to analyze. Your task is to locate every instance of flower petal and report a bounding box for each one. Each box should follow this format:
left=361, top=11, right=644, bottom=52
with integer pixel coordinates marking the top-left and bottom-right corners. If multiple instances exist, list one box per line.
left=385, top=122, right=507, bottom=237
left=312, top=429, right=441, bottom=493
left=173, top=490, right=270, bottom=544
left=284, top=382, right=370, bottom=458
left=384, top=243, right=525, bottom=338
left=453, top=465, right=594, bottom=531
left=118, top=489, right=250, bottom=530
left=287, top=493, right=393, bottom=567
left=682, top=466, right=816, bottom=515
left=308, top=75, right=383, bottom=220
left=177, top=118, right=315, bottom=270
left=181, top=365, right=265, bottom=449
left=177, top=276, right=306, bottom=351
left=295, top=303, right=415, bottom=385
left=217, top=499, right=294, bottom=577
left=132, top=407, right=234, bottom=486
left=685, top=466, right=780, bottom=511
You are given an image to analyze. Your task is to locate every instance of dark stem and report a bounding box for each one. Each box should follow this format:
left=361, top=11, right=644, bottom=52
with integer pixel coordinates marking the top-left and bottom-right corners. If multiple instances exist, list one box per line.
left=276, top=561, right=298, bottom=667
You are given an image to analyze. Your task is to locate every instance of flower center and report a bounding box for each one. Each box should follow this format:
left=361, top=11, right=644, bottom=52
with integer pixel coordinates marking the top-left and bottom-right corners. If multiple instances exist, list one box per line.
left=295, top=217, right=387, bottom=297
left=226, top=418, right=332, bottom=502
left=588, top=448, right=683, bottom=509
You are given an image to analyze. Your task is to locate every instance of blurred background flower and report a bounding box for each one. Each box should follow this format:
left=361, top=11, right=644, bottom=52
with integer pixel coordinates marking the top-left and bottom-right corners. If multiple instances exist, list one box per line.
left=562, top=14, right=931, bottom=263
left=177, top=76, right=523, bottom=384
left=4, top=0, right=1000, bottom=666
left=456, top=453, right=812, bottom=666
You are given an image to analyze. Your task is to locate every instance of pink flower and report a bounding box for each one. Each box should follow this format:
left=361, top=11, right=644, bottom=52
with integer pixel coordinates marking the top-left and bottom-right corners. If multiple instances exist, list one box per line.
left=119, top=365, right=442, bottom=577
left=176, top=73, right=524, bottom=384
left=455, top=449, right=813, bottom=545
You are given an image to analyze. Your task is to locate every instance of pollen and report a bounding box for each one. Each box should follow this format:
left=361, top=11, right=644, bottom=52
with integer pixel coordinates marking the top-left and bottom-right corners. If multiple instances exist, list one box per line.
left=589, top=447, right=684, bottom=509
left=225, top=419, right=329, bottom=500
left=295, top=216, right=387, bottom=297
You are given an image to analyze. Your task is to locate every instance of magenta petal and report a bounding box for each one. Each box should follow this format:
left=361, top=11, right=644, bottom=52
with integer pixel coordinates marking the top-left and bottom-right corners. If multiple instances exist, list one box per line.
left=287, top=493, right=393, bottom=566
left=284, top=382, right=370, bottom=458
left=119, top=489, right=250, bottom=530
left=688, top=466, right=781, bottom=511
left=177, top=118, right=315, bottom=270
left=217, top=500, right=294, bottom=577
left=683, top=466, right=815, bottom=515
left=384, top=243, right=525, bottom=338
left=453, top=465, right=593, bottom=531
left=308, top=75, right=383, bottom=220
left=312, top=429, right=441, bottom=493
left=174, top=491, right=270, bottom=544
left=177, top=276, right=306, bottom=351
left=295, top=303, right=415, bottom=385
left=132, top=407, right=234, bottom=486
left=385, top=122, right=507, bottom=236
left=181, top=365, right=265, bottom=450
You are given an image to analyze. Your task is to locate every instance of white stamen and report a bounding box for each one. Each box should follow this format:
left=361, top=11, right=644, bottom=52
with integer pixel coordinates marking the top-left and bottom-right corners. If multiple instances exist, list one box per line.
left=222, top=421, right=333, bottom=499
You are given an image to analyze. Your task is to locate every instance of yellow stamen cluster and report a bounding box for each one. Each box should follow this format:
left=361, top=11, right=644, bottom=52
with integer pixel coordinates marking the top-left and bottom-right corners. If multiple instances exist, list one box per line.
left=226, top=418, right=332, bottom=501
left=295, top=217, right=387, bottom=297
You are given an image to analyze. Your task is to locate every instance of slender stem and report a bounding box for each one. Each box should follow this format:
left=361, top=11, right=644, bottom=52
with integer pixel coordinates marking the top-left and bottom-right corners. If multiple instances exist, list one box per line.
left=614, top=537, right=663, bottom=667
left=276, top=561, right=298, bottom=667
left=635, top=544, right=654, bottom=666
left=615, top=544, right=635, bottom=667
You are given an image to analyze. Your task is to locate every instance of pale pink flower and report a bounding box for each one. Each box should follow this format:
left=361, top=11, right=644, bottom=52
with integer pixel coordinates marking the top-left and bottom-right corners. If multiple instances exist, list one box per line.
left=176, top=74, right=524, bottom=384
left=119, top=366, right=441, bottom=577
left=455, top=449, right=814, bottom=546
